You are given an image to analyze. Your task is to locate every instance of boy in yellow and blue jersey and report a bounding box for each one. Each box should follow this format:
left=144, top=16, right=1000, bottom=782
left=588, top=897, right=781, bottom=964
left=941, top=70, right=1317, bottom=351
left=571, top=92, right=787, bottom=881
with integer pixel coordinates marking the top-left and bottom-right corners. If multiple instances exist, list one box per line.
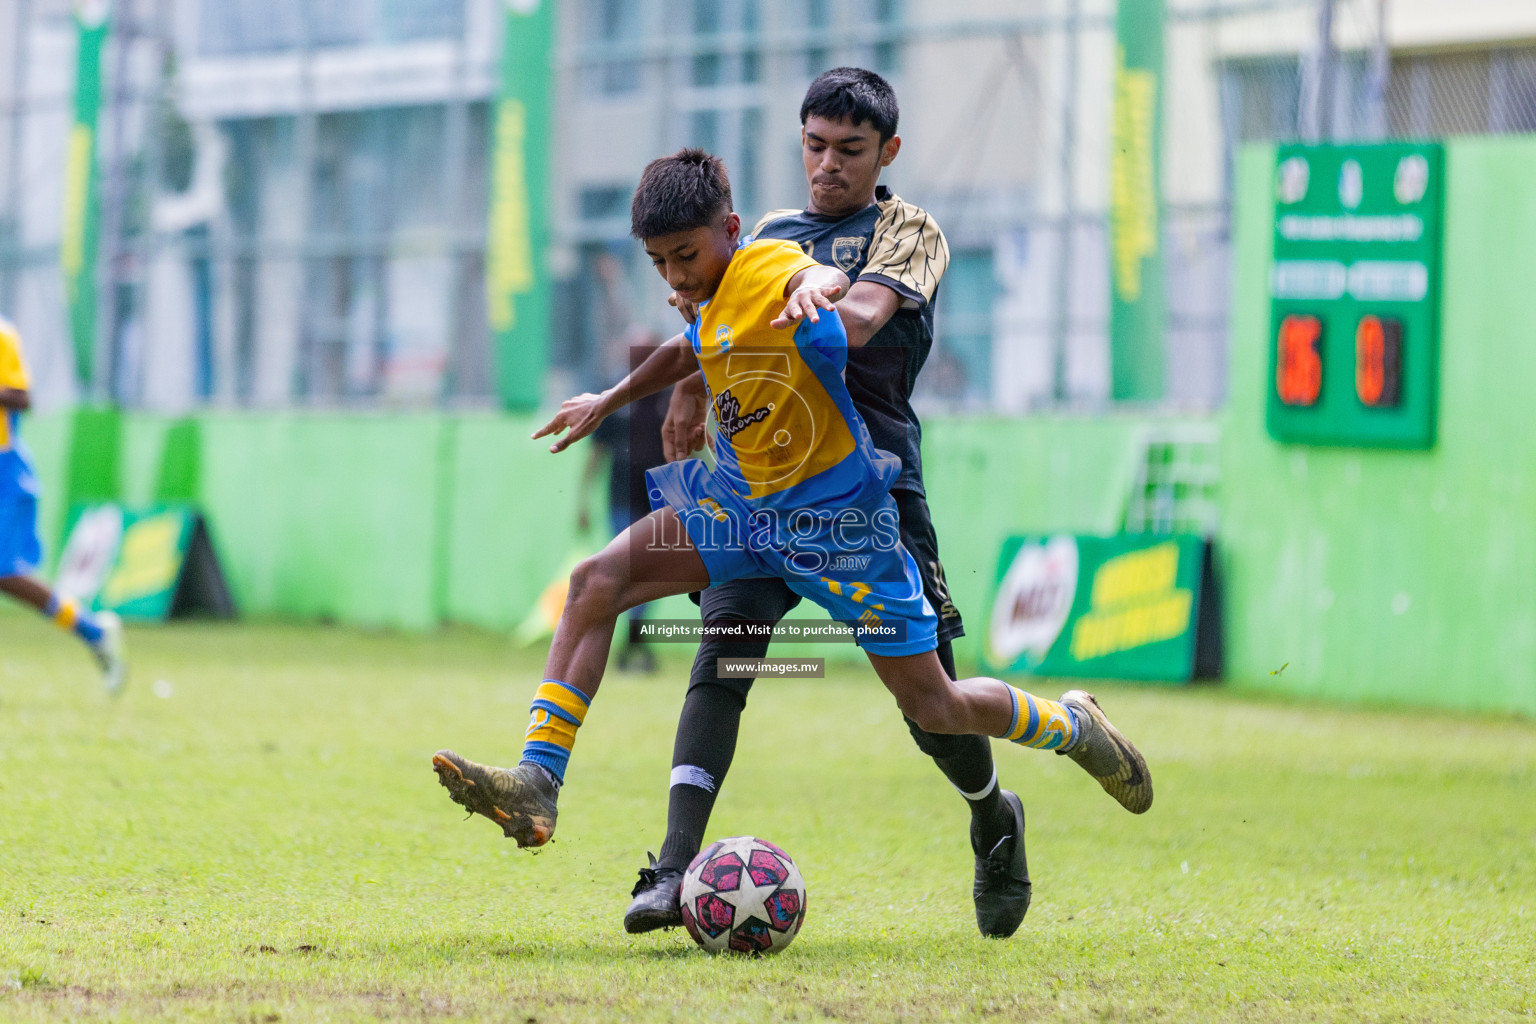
left=430, top=150, right=1151, bottom=857
left=0, top=316, right=127, bottom=693
left=633, top=69, right=1031, bottom=941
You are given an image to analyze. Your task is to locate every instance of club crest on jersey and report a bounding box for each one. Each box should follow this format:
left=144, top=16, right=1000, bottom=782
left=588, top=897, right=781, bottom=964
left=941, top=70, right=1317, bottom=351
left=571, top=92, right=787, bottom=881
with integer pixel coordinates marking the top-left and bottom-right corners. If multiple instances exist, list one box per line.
left=715, top=324, right=734, bottom=351
left=714, top=388, right=773, bottom=441
left=832, top=236, right=866, bottom=271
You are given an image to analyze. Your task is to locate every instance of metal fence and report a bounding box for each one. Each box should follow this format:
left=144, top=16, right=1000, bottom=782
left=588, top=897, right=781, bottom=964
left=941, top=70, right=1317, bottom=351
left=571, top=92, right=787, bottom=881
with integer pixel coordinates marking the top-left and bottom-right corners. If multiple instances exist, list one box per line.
left=4, top=0, right=1536, bottom=414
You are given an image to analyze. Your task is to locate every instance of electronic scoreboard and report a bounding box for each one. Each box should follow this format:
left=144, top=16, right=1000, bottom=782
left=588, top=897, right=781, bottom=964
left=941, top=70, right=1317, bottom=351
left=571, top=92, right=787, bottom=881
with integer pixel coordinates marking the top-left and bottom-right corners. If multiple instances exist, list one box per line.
left=1267, top=142, right=1443, bottom=448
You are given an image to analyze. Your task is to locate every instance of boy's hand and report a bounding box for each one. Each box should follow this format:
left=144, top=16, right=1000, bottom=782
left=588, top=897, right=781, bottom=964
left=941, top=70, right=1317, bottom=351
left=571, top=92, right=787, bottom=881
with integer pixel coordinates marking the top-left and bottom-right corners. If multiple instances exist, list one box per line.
left=771, top=283, right=841, bottom=329
left=663, top=373, right=709, bottom=462
left=668, top=291, right=699, bottom=325
left=533, top=392, right=609, bottom=453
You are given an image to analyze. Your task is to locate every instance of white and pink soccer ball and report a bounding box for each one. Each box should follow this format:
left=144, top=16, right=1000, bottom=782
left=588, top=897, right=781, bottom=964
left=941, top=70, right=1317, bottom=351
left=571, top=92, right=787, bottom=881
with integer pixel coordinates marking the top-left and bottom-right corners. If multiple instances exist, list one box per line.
left=679, top=836, right=807, bottom=955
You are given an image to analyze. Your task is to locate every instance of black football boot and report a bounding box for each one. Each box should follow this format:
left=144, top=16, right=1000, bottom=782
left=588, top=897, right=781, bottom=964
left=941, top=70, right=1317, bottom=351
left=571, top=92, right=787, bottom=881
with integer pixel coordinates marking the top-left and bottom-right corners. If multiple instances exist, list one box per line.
left=973, top=790, right=1032, bottom=938
left=624, top=852, right=685, bottom=934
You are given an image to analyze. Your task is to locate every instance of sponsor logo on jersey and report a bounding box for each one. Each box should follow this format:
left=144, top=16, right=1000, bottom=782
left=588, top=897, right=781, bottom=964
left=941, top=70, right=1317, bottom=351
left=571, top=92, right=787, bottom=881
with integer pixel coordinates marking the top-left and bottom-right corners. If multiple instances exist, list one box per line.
left=714, top=388, right=773, bottom=441
left=832, top=236, right=866, bottom=271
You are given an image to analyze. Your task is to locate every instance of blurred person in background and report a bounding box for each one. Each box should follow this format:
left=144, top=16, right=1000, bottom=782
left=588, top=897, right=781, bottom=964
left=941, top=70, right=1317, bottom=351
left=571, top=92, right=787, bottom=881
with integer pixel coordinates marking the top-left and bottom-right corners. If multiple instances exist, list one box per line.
left=0, top=315, right=127, bottom=693
left=577, top=325, right=671, bottom=673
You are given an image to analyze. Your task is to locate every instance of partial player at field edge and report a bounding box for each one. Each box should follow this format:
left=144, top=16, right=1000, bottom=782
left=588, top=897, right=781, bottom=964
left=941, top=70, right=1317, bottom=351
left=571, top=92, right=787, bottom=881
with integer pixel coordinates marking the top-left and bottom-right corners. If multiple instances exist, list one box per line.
left=0, top=315, right=127, bottom=694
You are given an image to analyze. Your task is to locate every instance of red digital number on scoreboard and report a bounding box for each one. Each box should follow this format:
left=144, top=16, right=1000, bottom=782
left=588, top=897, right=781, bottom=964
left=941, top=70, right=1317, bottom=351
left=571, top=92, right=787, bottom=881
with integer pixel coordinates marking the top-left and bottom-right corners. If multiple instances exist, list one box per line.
left=1276, top=314, right=1323, bottom=407
left=1355, top=314, right=1403, bottom=408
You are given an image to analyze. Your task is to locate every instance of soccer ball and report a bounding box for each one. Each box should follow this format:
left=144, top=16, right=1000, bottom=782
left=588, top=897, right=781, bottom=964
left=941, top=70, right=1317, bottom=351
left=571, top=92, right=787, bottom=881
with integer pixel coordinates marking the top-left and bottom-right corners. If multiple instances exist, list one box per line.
left=679, top=836, right=807, bottom=955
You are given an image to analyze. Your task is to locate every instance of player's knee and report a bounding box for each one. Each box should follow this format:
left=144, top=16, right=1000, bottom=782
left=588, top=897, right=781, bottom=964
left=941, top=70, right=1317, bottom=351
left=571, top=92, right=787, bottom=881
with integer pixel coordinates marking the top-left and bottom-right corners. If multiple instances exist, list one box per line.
left=896, top=689, right=964, bottom=735
left=566, top=554, right=625, bottom=620
left=905, top=715, right=966, bottom=757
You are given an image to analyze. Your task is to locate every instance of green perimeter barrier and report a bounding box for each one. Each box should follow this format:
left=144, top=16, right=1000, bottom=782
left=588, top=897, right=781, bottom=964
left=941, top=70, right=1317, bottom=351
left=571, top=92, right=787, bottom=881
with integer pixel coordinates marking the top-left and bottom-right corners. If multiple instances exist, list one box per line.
left=63, top=406, right=120, bottom=511
left=18, top=406, right=121, bottom=566
left=195, top=414, right=448, bottom=630
left=441, top=413, right=585, bottom=630
left=1223, top=138, right=1536, bottom=716
left=19, top=411, right=72, bottom=564
left=58, top=407, right=1192, bottom=662
left=118, top=413, right=173, bottom=507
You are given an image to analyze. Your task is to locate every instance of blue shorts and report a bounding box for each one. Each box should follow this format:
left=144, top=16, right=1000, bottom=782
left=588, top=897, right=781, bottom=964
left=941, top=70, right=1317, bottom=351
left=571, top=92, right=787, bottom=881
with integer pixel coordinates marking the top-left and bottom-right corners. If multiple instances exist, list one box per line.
left=647, top=458, right=938, bottom=656
left=0, top=490, right=42, bottom=578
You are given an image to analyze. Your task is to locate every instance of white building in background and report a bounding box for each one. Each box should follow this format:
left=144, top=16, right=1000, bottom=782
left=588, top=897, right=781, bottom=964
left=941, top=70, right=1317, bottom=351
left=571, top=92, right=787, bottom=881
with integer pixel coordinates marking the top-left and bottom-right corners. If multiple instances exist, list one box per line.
left=0, top=0, right=504, bottom=410
left=3, top=0, right=1536, bottom=414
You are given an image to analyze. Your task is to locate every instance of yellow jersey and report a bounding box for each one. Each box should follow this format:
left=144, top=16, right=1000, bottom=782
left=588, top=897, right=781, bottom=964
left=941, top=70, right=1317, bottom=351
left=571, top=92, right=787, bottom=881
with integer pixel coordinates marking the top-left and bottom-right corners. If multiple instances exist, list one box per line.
left=0, top=317, right=31, bottom=454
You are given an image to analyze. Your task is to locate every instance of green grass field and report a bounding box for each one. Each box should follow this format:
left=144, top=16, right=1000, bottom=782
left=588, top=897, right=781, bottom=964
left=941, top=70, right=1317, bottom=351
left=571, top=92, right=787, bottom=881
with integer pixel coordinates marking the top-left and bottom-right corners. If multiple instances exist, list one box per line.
left=1, top=615, right=1533, bottom=1022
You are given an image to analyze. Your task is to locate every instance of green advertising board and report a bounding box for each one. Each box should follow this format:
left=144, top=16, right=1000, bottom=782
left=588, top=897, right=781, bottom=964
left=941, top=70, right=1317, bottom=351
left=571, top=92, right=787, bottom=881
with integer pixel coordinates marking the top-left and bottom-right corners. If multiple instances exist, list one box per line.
left=986, top=533, right=1218, bottom=682
left=56, top=503, right=234, bottom=622
left=60, top=1, right=110, bottom=388
left=485, top=0, right=554, bottom=412
left=1267, top=142, right=1443, bottom=448
left=1109, top=0, right=1165, bottom=401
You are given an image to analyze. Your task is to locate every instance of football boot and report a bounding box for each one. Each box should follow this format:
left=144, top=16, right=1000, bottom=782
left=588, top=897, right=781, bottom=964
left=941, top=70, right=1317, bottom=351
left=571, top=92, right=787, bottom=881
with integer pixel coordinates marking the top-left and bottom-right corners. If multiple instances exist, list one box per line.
left=972, top=790, right=1031, bottom=938
left=431, top=750, right=559, bottom=847
left=94, top=611, right=128, bottom=696
left=1058, top=690, right=1153, bottom=814
left=623, top=852, right=685, bottom=934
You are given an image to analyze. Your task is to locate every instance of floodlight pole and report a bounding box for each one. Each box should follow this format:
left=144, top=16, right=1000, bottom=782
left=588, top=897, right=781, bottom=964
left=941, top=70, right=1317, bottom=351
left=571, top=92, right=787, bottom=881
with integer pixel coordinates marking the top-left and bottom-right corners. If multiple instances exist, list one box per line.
left=1051, top=0, right=1080, bottom=405
left=1363, top=0, right=1390, bottom=139
left=97, top=0, right=136, bottom=404
left=1299, top=0, right=1337, bottom=142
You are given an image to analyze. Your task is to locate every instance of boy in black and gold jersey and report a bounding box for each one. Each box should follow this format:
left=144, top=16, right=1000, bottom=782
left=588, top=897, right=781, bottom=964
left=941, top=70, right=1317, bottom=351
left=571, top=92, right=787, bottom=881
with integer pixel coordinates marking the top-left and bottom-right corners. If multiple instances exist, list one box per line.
left=624, top=69, right=1101, bottom=939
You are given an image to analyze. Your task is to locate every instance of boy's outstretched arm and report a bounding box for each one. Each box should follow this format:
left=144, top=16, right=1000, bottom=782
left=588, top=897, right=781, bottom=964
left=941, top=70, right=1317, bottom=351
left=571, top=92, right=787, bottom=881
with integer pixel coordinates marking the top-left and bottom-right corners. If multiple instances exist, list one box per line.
left=771, top=265, right=849, bottom=329
left=533, top=332, right=697, bottom=454
left=0, top=387, right=29, bottom=411
left=832, top=281, right=903, bottom=348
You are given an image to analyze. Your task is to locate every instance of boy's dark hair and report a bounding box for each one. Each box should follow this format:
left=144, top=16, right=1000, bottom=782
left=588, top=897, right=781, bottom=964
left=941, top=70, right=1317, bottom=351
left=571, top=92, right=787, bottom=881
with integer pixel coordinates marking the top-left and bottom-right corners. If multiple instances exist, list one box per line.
left=630, top=148, right=733, bottom=239
left=800, top=67, right=899, bottom=142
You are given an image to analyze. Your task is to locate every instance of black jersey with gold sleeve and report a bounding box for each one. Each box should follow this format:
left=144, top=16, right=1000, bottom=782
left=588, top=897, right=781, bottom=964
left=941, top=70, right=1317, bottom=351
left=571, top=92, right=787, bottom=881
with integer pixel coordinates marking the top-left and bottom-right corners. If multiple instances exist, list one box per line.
left=747, top=186, right=949, bottom=495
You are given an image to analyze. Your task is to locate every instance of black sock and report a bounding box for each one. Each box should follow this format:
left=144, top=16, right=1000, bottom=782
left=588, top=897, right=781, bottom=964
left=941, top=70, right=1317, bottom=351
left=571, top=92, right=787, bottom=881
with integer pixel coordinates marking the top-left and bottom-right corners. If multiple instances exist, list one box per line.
left=655, top=672, right=751, bottom=872
left=654, top=581, right=800, bottom=873
left=906, top=640, right=1012, bottom=852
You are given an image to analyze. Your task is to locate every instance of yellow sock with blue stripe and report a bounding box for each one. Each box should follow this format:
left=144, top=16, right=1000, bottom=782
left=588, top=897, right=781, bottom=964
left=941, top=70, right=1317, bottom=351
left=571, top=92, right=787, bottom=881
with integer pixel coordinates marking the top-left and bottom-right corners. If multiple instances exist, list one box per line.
left=44, top=595, right=103, bottom=645
left=1002, top=686, right=1079, bottom=751
left=520, top=680, right=591, bottom=783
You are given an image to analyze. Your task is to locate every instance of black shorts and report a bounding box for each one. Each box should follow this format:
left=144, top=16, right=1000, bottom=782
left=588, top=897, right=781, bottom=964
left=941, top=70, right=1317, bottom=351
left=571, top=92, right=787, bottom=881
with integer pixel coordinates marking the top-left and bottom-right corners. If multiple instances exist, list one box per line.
left=688, top=486, right=966, bottom=645
left=890, top=487, right=966, bottom=643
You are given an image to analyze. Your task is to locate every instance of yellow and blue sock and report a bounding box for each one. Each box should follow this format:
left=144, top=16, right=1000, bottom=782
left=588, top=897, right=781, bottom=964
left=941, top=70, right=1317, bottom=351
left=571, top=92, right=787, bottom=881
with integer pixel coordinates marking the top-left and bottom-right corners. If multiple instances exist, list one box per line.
left=1002, top=686, right=1080, bottom=751
left=519, top=679, right=591, bottom=783
left=44, top=595, right=104, bottom=646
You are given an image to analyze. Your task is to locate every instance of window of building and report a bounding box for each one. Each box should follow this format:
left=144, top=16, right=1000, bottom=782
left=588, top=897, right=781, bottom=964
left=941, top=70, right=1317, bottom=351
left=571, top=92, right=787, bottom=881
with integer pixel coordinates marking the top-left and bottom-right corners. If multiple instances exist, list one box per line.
left=1222, top=44, right=1536, bottom=144
left=677, top=0, right=765, bottom=215
left=378, top=0, right=467, bottom=43
left=217, top=101, right=488, bottom=406
left=868, top=0, right=902, bottom=74
left=1219, top=57, right=1302, bottom=142
left=589, top=0, right=642, bottom=96
left=804, top=0, right=831, bottom=76
left=198, top=0, right=303, bottom=55
left=922, top=247, right=995, bottom=407
left=198, top=0, right=464, bottom=55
